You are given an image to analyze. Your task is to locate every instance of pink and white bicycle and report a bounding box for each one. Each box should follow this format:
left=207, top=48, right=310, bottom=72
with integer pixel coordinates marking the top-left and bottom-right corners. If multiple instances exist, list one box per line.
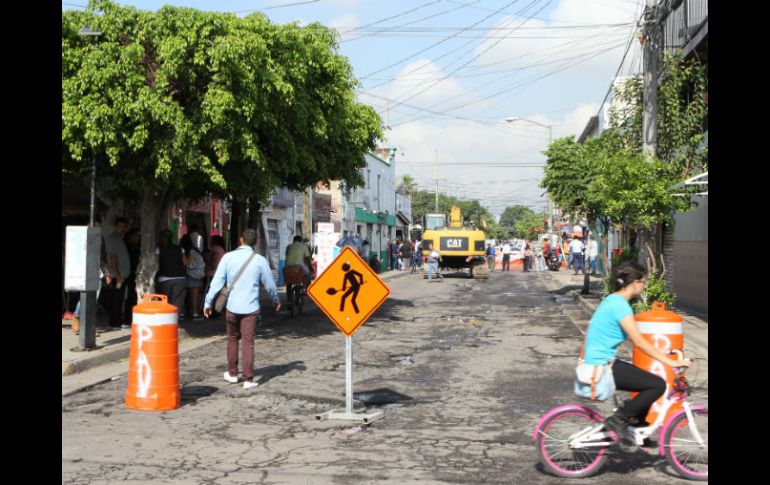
left=533, top=368, right=708, bottom=480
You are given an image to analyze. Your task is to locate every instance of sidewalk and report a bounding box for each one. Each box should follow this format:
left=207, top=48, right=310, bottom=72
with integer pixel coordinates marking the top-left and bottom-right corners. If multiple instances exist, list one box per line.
left=62, top=269, right=409, bottom=394
left=544, top=269, right=708, bottom=365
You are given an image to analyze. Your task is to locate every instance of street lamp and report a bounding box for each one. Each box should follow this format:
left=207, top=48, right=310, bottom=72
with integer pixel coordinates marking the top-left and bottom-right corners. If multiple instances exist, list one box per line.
left=505, top=116, right=554, bottom=233
left=77, top=24, right=102, bottom=350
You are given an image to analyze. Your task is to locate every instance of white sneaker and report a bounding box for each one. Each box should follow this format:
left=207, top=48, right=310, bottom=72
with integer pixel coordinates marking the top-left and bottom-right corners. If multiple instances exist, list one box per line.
left=243, top=380, right=259, bottom=390
left=223, top=372, right=239, bottom=384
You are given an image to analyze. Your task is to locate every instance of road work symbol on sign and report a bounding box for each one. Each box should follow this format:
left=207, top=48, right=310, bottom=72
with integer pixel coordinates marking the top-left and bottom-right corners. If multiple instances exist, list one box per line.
left=308, top=246, right=390, bottom=336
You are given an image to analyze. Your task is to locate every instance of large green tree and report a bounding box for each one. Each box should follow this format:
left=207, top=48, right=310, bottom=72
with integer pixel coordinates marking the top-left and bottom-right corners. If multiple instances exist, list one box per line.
left=62, top=1, right=381, bottom=295
left=499, top=205, right=535, bottom=237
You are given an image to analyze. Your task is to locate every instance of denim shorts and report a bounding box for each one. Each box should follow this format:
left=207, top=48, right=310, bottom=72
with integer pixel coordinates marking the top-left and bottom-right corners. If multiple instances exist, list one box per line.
left=185, top=276, right=204, bottom=288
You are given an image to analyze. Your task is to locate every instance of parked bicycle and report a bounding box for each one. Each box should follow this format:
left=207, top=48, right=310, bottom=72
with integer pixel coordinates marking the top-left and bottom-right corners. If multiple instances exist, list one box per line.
left=533, top=367, right=707, bottom=480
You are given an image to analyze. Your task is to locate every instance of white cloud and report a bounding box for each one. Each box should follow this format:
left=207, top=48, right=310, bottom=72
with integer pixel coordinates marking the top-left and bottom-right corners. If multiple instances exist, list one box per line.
left=470, top=0, right=641, bottom=81
left=365, top=59, right=486, bottom=116
left=328, top=13, right=360, bottom=31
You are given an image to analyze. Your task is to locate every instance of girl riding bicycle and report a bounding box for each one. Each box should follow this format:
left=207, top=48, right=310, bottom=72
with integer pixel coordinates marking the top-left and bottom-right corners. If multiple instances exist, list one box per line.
left=585, top=261, right=691, bottom=448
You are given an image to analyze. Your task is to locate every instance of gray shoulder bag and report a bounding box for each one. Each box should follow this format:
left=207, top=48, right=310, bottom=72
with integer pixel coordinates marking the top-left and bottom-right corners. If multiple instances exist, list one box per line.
left=213, top=251, right=257, bottom=313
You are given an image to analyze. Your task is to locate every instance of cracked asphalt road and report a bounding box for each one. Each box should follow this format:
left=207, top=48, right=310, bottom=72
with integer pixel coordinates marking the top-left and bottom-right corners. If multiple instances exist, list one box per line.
left=62, top=270, right=707, bottom=484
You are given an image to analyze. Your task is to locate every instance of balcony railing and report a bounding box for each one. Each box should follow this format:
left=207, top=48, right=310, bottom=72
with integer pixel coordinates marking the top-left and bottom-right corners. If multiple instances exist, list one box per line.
left=662, top=0, right=707, bottom=53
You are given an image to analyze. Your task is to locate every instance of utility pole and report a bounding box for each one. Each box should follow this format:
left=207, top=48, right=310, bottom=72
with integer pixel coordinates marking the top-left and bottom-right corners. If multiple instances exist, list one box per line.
left=434, top=148, right=439, bottom=212
left=642, top=0, right=663, bottom=267
left=642, top=0, right=662, bottom=158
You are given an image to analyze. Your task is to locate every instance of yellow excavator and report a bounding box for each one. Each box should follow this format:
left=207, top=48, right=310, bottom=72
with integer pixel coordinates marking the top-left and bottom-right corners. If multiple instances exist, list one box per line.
left=420, top=206, right=486, bottom=278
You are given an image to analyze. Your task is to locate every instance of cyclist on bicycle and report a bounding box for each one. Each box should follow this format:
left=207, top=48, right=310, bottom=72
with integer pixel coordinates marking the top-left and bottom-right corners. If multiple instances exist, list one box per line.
left=585, top=261, right=691, bottom=448
left=285, top=236, right=312, bottom=288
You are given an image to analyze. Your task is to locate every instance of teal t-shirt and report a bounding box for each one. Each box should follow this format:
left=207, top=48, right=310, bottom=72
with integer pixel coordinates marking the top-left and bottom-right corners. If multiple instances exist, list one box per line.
left=584, top=294, right=633, bottom=365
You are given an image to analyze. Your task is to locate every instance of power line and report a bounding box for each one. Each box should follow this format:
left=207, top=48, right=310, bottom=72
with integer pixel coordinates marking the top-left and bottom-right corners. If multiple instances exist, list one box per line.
left=595, top=0, right=643, bottom=119
left=232, top=0, right=321, bottom=14
left=408, top=34, right=631, bottom=113
left=338, top=0, right=444, bottom=36
left=387, top=0, right=552, bottom=108
left=342, top=0, right=483, bottom=43
left=360, top=0, right=523, bottom=80
left=389, top=38, right=628, bottom=127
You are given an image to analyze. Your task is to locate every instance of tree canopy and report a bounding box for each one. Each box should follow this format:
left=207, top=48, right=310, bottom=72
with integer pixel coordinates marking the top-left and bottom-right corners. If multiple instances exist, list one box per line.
left=62, top=0, right=382, bottom=205
left=62, top=0, right=382, bottom=295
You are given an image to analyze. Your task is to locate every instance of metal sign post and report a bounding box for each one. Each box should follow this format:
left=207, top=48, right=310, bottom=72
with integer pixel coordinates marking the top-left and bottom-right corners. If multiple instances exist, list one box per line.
left=316, top=335, right=383, bottom=423
left=308, top=246, right=389, bottom=423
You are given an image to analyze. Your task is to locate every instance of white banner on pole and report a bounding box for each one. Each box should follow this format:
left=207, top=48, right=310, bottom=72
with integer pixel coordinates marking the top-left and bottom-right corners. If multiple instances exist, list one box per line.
left=314, top=232, right=340, bottom=277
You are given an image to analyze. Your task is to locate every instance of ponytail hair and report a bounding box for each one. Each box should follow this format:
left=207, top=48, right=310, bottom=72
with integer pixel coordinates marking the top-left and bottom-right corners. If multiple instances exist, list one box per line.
left=611, top=261, right=648, bottom=291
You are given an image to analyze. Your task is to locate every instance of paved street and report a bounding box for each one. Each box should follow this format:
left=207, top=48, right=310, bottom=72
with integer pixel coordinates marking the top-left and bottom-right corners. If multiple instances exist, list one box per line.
left=62, top=270, right=707, bottom=484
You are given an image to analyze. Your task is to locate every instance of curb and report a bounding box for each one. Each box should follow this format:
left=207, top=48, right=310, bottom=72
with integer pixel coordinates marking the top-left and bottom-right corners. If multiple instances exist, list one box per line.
left=62, top=328, right=191, bottom=377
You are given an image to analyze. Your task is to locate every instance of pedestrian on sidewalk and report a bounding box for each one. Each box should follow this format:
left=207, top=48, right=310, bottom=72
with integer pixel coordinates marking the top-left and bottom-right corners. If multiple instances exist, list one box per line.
left=399, top=239, right=413, bottom=272
left=426, top=243, right=444, bottom=282
left=122, top=228, right=141, bottom=327
left=102, top=217, right=131, bottom=329
left=388, top=239, right=397, bottom=271
left=155, top=229, right=187, bottom=315
left=523, top=243, right=533, bottom=272
left=501, top=241, right=512, bottom=271
left=204, top=228, right=281, bottom=390
left=369, top=253, right=382, bottom=273
left=204, top=235, right=227, bottom=318
left=563, top=232, right=573, bottom=269
left=582, top=262, right=691, bottom=448
left=486, top=243, right=496, bottom=272
left=534, top=239, right=545, bottom=272
left=570, top=236, right=586, bottom=275
left=587, top=236, right=600, bottom=275
left=181, top=234, right=205, bottom=320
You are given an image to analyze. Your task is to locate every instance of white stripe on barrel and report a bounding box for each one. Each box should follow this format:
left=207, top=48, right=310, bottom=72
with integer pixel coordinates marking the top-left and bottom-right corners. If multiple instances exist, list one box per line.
left=636, top=321, right=682, bottom=335
left=133, top=313, right=178, bottom=326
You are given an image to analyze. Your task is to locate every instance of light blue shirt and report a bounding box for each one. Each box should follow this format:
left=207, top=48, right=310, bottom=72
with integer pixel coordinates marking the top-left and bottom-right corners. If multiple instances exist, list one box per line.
left=204, top=246, right=279, bottom=315
left=584, top=294, right=633, bottom=365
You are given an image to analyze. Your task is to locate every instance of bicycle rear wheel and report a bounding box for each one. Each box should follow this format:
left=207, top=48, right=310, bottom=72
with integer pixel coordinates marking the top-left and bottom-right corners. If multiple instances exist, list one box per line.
left=663, top=407, right=708, bottom=481
left=287, top=284, right=296, bottom=318
left=536, top=408, right=609, bottom=478
left=294, top=286, right=303, bottom=315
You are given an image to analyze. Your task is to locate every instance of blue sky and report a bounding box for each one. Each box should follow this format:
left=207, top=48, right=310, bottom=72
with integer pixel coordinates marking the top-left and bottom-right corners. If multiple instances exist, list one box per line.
left=63, top=0, right=645, bottom=218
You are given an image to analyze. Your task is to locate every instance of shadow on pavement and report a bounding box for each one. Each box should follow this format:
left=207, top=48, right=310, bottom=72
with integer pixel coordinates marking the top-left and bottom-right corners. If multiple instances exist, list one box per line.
left=353, top=388, right=414, bottom=405
left=254, top=360, right=307, bottom=385
left=180, top=385, right=218, bottom=406
left=534, top=448, right=667, bottom=479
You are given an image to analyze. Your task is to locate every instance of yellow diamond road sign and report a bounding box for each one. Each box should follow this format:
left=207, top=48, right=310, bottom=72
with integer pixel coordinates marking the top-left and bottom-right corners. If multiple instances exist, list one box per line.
left=307, top=246, right=390, bottom=336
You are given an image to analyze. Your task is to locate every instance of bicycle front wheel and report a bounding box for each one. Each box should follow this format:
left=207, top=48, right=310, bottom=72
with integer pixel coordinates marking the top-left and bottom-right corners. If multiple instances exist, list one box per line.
left=663, top=407, right=708, bottom=481
left=536, top=408, right=609, bottom=478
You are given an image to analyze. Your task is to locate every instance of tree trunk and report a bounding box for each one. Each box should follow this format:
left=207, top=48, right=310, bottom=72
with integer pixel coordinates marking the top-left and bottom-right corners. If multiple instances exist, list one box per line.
left=135, top=188, right=173, bottom=301
left=229, top=199, right=243, bottom=249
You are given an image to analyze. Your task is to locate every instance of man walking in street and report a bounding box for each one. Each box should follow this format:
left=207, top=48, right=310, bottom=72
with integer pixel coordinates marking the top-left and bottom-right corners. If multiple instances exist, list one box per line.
left=204, top=229, right=281, bottom=390
left=426, top=243, right=444, bottom=282
left=486, top=243, right=496, bottom=272
left=569, top=236, right=586, bottom=276
left=103, top=217, right=131, bottom=329
left=501, top=241, right=512, bottom=271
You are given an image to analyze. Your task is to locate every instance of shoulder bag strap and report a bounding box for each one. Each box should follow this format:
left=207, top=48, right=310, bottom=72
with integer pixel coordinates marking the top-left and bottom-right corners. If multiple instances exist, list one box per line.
left=229, top=250, right=258, bottom=291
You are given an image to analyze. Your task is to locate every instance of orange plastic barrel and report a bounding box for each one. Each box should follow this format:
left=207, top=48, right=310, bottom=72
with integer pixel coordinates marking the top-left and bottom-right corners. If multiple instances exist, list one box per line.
left=632, top=301, right=684, bottom=425
left=125, top=294, right=180, bottom=411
